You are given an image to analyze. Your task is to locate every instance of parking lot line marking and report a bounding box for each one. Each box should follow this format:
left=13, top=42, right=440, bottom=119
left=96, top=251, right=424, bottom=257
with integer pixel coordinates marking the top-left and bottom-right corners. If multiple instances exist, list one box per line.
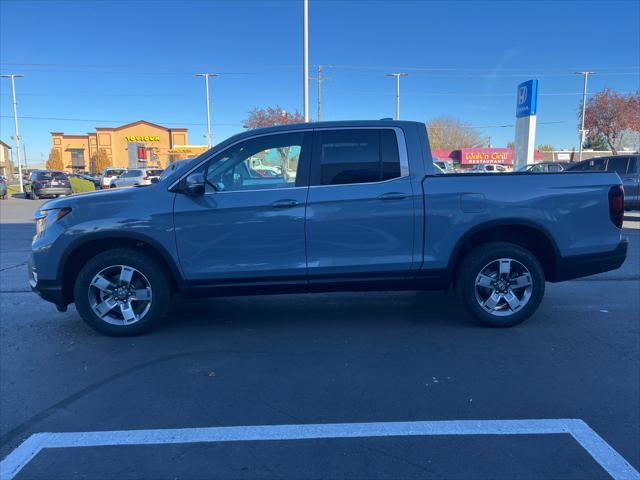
left=1, top=419, right=638, bottom=480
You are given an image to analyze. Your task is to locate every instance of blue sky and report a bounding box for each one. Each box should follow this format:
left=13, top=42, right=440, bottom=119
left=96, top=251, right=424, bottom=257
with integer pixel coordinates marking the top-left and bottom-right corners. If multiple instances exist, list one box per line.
left=1, top=0, right=638, bottom=167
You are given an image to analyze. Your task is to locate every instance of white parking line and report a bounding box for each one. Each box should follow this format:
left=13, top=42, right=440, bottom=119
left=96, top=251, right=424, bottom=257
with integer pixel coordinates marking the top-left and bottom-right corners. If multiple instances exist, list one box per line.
left=1, top=418, right=638, bottom=480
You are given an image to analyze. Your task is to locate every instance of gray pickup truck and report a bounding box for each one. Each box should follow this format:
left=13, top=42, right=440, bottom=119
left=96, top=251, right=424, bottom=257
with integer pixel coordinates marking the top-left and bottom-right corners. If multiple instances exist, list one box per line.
left=29, top=120, right=627, bottom=335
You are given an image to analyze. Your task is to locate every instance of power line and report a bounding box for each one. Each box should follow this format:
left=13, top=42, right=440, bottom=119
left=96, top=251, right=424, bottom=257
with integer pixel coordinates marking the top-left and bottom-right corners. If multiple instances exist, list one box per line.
left=0, top=115, right=243, bottom=127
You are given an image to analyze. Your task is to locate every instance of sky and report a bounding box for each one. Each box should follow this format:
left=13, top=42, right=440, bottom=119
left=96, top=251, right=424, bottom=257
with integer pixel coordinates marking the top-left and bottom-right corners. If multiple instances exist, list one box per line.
left=1, top=0, right=639, bottom=167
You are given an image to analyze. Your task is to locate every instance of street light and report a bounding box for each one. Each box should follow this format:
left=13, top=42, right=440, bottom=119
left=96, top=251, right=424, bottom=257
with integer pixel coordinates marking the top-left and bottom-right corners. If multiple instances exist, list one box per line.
left=385, top=73, right=408, bottom=120
left=194, top=73, right=220, bottom=148
left=575, top=71, right=595, bottom=162
left=302, top=0, right=309, bottom=122
left=1, top=74, right=25, bottom=193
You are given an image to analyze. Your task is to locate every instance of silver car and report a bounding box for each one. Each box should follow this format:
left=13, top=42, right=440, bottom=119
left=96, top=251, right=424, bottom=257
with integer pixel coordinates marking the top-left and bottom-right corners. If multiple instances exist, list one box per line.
left=111, top=168, right=163, bottom=188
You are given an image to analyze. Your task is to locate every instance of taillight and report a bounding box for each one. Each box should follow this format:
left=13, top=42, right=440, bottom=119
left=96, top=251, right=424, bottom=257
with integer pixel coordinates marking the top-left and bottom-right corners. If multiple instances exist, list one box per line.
left=143, top=175, right=150, bottom=180
left=608, top=185, right=624, bottom=228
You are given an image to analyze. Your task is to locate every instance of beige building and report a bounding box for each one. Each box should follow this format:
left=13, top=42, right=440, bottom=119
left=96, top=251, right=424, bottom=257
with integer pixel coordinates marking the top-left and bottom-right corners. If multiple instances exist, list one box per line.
left=0, top=140, right=13, bottom=177
left=50, top=120, right=205, bottom=173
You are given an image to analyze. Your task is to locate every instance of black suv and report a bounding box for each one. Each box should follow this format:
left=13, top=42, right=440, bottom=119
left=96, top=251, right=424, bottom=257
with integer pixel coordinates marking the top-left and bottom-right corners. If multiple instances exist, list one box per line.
left=25, top=170, right=72, bottom=199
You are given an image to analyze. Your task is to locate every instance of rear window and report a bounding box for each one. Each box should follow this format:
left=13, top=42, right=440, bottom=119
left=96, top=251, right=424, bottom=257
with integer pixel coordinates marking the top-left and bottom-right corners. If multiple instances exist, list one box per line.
left=106, top=169, right=126, bottom=176
left=146, top=169, right=163, bottom=176
left=606, top=157, right=629, bottom=176
left=36, top=171, right=68, bottom=180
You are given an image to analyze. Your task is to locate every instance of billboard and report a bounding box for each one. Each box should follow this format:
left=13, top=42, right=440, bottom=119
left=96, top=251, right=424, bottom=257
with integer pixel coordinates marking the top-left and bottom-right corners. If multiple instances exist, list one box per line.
left=460, top=148, right=514, bottom=165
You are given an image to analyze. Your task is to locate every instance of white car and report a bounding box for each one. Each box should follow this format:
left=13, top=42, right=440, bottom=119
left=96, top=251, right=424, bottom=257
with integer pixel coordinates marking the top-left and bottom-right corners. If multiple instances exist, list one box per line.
left=470, top=164, right=507, bottom=173
left=99, top=168, right=127, bottom=188
left=111, top=168, right=163, bottom=188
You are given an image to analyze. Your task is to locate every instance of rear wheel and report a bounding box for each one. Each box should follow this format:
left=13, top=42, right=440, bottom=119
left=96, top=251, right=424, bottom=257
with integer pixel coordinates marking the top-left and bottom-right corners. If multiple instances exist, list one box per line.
left=456, top=242, right=545, bottom=327
left=74, top=249, right=171, bottom=336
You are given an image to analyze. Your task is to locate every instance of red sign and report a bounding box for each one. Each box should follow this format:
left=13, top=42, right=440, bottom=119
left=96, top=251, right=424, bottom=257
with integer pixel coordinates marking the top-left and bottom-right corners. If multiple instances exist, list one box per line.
left=460, top=148, right=513, bottom=165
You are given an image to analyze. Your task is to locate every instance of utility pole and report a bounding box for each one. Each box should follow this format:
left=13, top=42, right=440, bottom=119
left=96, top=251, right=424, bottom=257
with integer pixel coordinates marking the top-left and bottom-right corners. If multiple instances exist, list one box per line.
left=385, top=73, right=408, bottom=120
left=1, top=74, right=25, bottom=192
left=575, top=71, right=595, bottom=162
left=302, top=0, right=309, bottom=122
left=195, top=73, right=220, bottom=148
left=309, top=65, right=331, bottom=121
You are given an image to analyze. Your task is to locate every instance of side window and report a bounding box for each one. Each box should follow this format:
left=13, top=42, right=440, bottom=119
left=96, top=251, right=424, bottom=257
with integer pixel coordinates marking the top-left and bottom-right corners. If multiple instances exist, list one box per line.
left=548, top=164, right=562, bottom=172
left=571, top=158, right=607, bottom=171
left=203, top=132, right=305, bottom=193
left=316, top=129, right=403, bottom=186
left=628, top=156, right=638, bottom=174
left=606, top=157, right=629, bottom=176
left=486, top=165, right=494, bottom=171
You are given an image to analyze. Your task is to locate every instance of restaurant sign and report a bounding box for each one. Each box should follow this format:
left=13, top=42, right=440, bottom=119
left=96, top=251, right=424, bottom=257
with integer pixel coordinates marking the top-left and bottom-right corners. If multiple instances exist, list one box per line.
left=460, top=148, right=514, bottom=165
left=125, top=135, right=161, bottom=142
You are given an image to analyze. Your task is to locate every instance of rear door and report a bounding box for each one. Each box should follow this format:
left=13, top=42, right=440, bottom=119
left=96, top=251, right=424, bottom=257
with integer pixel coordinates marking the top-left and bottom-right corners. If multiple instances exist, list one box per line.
left=305, top=127, right=415, bottom=285
left=609, top=156, right=639, bottom=205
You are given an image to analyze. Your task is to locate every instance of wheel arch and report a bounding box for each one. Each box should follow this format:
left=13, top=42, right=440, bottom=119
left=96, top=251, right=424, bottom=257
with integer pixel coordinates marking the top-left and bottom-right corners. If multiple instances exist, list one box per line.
left=60, top=232, right=184, bottom=304
left=448, top=219, right=561, bottom=282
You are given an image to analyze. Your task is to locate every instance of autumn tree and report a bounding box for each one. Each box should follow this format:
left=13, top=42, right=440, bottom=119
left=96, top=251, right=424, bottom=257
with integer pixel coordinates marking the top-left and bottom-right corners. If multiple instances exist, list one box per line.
left=426, top=117, right=487, bottom=150
left=46, top=148, right=63, bottom=171
left=94, top=148, right=111, bottom=174
left=582, top=133, right=609, bottom=151
left=506, top=141, right=515, bottom=150
left=243, top=107, right=305, bottom=129
left=582, top=88, right=640, bottom=154
left=537, top=144, right=555, bottom=151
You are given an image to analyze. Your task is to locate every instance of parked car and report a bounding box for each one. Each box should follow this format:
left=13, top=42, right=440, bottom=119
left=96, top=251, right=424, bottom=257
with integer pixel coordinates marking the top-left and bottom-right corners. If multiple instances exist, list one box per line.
left=470, top=164, right=507, bottom=173
left=29, top=120, right=627, bottom=336
left=518, top=162, right=567, bottom=173
left=24, top=170, right=72, bottom=199
left=99, top=168, right=127, bottom=189
left=433, top=159, right=455, bottom=173
left=566, top=154, right=639, bottom=209
left=111, top=168, right=163, bottom=188
left=69, top=173, right=101, bottom=189
left=0, top=177, right=7, bottom=199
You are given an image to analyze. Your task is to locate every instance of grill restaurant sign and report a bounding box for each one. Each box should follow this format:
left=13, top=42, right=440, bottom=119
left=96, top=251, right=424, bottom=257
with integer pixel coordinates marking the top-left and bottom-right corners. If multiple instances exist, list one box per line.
left=125, top=135, right=161, bottom=142
left=460, top=148, right=514, bottom=165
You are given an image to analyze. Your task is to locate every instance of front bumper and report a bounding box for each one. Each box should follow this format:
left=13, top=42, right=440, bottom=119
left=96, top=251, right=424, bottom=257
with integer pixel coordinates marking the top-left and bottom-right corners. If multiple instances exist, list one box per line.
left=28, top=255, right=66, bottom=306
left=553, top=239, right=628, bottom=282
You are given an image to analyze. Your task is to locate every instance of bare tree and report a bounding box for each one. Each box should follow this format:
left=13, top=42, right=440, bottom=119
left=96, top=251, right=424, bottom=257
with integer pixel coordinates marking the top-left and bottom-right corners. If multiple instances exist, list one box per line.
left=583, top=88, right=640, bottom=154
left=426, top=117, right=487, bottom=150
left=46, top=148, right=63, bottom=171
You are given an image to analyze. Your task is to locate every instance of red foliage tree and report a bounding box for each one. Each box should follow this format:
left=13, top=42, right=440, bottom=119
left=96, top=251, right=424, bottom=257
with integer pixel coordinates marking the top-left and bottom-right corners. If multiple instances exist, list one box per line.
left=583, top=88, right=640, bottom=154
left=243, top=107, right=305, bottom=129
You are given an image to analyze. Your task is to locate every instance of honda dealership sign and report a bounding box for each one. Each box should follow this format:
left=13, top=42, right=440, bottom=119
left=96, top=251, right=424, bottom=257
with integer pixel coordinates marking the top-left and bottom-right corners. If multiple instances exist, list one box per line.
left=514, top=79, right=538, bottom=170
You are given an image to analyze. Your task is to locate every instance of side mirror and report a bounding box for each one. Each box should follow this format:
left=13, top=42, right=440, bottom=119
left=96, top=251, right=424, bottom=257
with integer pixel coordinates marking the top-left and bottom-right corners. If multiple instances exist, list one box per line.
left=184, top=172, right=205, bottom=196
left=150, top=177, right=160, bottom=184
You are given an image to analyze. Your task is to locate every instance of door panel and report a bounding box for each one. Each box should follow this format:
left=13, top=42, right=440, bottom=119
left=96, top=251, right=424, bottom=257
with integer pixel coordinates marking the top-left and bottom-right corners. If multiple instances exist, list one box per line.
left=305, top=128, right=415, bottom=282
left=173, top=131, right=311, bottom=283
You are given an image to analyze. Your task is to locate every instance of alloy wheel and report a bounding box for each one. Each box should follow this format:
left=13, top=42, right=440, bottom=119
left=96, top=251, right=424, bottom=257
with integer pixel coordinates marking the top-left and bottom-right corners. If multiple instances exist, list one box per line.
left=474, top=258, right=533, bottom=317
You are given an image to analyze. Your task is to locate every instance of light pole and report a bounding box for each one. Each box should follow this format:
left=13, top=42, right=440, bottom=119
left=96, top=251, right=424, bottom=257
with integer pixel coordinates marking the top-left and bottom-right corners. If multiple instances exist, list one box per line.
left=302, top=0, right=309, bottom=122
left=1, top=74, right=25, bottom=192
left=195, top=73, right=220, bottom=148
left=575, top=71, right=595, bottom=161
left=309, top=65, right=330, bottom=121
left=385, top=73, right=408, bottom=120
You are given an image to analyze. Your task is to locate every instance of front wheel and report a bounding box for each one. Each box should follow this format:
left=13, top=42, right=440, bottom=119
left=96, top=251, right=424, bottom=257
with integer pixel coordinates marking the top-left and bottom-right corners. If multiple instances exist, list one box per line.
left=456, top=242, right=545, bottom=327
left=74, top=249, right=171, bottom=336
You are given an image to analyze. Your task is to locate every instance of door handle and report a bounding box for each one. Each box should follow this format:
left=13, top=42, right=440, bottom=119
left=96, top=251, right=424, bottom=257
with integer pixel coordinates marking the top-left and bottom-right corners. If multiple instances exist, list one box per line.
left=378, top=192, right=408, bottom=201
left=271, top=199, right=300, bottom=208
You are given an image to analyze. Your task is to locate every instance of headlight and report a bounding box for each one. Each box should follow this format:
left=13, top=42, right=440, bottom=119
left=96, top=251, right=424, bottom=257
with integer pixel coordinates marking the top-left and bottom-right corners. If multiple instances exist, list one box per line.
left=35, top=208, right=72, bottom=236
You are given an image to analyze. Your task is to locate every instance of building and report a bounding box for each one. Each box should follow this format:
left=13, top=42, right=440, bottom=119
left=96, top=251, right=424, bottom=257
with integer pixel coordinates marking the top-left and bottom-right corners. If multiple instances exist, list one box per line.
left=0, top=140, right=13, bottom=177
left=50, top=120, right=207, bottom=173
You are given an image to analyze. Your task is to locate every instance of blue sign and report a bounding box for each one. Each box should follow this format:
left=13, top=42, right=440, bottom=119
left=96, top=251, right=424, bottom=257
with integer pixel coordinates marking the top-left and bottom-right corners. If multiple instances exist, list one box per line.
left=516, top=79, right=538, bottom=118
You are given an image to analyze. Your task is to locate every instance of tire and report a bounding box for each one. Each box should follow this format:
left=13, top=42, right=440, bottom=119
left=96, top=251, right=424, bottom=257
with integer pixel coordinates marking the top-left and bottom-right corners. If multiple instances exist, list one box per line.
left=74, top=249, right=171, bottom=336
left=456, top=242, right=545, bottom=327
left=110, top=183, right=117, bottom=188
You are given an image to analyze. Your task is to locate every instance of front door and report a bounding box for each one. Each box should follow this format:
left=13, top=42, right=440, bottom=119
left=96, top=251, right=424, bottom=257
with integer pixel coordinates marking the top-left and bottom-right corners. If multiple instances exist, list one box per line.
left=305, top=128, right=416, bottom=285
left=173, top=131, right=312, bottom=285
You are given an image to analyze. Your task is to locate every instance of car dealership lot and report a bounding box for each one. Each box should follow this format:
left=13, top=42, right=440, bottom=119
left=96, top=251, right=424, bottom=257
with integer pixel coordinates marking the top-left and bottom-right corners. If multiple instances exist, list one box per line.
left=1, top=197, right=639, bottom=479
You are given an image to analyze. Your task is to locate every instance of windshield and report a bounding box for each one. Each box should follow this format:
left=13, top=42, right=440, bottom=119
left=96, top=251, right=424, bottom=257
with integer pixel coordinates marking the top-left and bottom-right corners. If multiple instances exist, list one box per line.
left=36, top=171, right=68, bottom=180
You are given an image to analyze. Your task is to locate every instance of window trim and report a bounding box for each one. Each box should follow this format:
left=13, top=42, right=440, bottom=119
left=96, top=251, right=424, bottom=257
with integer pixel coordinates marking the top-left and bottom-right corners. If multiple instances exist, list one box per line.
left=308, top=127, right=410, bottom=188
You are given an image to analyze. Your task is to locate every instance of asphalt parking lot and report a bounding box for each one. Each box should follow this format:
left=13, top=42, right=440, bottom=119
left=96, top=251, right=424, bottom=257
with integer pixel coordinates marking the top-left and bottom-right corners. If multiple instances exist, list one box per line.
left=1, top=195, right=639, bottom=479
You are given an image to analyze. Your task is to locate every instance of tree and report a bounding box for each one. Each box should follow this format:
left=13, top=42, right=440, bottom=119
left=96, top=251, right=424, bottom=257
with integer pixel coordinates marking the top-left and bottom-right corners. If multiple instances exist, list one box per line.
left=537, top=144, right=555, bottom=151
left=425, top=117, right=487, bottom=150
left=46, top=148, right=63, bottom=170
left=94, top=148, right=111, bottom=174
left=582, top=133, right=609, bottom=151
left=506, top=142, right=515, bottom=150
left=243, top=107, right=305, bottom=129
left=582, top=88, right=640, bottom=154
